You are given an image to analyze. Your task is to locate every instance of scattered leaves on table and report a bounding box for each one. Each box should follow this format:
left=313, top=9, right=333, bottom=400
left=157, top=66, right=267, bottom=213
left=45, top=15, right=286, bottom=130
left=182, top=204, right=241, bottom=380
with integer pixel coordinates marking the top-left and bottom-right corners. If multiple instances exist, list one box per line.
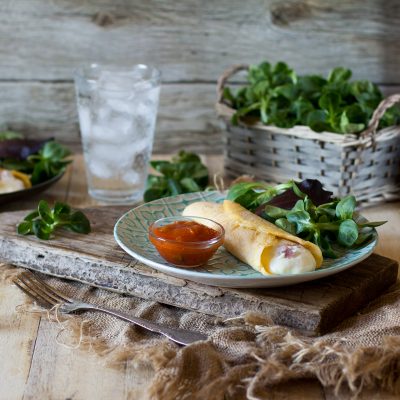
left=17, top=200, right=91, bottom=240
left=144, top=151, right=209, bottom=202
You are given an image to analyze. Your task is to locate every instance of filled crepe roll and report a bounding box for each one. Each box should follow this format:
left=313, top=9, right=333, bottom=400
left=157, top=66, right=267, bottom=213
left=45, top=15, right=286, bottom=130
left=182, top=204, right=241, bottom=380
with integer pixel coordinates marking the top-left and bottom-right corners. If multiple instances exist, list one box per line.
left=183, top=200, right=323, bottom=275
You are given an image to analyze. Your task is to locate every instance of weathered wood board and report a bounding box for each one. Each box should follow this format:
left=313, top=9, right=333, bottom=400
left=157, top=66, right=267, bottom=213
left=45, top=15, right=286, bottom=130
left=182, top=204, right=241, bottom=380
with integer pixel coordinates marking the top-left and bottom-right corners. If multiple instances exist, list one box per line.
left=0, top=207, right=397, bottom=336
left=1, top=0, right=400, bottom=152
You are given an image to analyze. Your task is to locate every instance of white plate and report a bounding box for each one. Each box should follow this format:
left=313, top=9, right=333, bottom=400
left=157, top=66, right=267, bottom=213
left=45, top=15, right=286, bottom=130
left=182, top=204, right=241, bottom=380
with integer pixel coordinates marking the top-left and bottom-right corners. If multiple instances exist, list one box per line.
left=114, top=191, right=377, bottom=288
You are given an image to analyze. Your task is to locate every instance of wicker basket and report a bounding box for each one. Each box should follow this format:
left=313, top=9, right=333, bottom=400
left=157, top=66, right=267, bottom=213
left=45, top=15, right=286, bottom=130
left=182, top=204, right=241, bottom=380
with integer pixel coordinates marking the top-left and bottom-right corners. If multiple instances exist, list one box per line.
left=216, top=64, right=400, bottom=207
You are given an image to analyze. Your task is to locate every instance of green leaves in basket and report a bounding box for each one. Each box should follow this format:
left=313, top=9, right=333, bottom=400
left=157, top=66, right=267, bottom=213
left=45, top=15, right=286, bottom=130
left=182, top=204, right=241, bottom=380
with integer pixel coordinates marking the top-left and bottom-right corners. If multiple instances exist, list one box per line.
left=144, top=151, right=209, bottom=202
left=17, top=200, right=91, bottom=240
left=223, top=61, right=400, bottom=135
left=228, top=178, right=386, bottom=258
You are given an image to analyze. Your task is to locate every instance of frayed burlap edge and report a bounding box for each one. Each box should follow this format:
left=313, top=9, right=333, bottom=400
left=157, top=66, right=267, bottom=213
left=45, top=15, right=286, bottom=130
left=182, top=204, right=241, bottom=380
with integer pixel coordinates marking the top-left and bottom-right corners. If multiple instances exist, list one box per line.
left=145, top=322, right=400, bottom=400
left=4, top=264, right=400, bottom=399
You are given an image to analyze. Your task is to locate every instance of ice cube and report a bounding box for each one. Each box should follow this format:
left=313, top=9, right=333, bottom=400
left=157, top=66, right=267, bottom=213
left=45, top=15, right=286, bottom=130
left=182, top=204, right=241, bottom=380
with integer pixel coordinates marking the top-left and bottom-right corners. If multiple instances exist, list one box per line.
left=96, top=74, right=159, bottom=117
left=98, top=71, right=137, bottom=92
left=134, top=138, right=151, bottom=155
left=142, top=87, right=160, bottom=107
left=132, top=148, right=151, bottom=170
left=134, top=101, right=152, bottom=117
left=91, top=124, right=114, bottom=141
left=105, top=98, right=135, bottom=114
left=130, top=102, right=157, bottom=137
left=122, top=169, right=143, bottom=185
left=93, top=142, right=140, bottom=170
left=88, top=159, right=114, bottom=179
left=77, top=105, right=91, bottom=138
left=133, top=117, right=155, bottom=139
left=90, top=143, right=120, bottom=164
left=116, top=148, right=136, bottom=168
left=112, top=116, right=134, bottom=135
left=98, top=73, right=151, bottom=104
left=97, top=105, right=112, bottom=122
left=133, top=80, right=153, bottom=92
left=91, top=116, right=134, bottom=143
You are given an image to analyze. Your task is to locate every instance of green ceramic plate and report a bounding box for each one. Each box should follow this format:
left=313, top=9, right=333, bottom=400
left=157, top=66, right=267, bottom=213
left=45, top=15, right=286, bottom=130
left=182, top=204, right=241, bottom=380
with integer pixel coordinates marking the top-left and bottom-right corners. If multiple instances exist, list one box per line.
left=114, top=191, right=377, bottom=288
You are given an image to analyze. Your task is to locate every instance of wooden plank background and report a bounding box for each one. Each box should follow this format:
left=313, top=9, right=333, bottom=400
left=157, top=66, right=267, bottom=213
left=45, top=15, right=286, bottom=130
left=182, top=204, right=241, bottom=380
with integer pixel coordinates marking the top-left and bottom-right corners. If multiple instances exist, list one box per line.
left=1, top=0, right=400, bottom=153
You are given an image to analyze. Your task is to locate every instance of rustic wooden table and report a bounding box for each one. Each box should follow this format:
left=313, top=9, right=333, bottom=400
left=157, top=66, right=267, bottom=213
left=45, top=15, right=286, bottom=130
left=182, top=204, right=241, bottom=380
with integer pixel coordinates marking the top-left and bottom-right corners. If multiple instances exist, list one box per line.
left=0, top=154, right=399, bottom=400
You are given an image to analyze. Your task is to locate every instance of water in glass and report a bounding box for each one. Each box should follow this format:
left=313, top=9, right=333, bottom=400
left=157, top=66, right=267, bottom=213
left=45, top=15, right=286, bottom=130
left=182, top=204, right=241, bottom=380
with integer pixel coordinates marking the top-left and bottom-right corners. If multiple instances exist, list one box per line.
left=75, top=64, right=161, bottom=204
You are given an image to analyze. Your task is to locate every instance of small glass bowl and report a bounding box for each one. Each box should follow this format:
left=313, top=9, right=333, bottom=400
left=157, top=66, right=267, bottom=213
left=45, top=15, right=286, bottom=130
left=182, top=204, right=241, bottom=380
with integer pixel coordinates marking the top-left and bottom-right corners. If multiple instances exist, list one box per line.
left=148, top=216, right=225, bottom=268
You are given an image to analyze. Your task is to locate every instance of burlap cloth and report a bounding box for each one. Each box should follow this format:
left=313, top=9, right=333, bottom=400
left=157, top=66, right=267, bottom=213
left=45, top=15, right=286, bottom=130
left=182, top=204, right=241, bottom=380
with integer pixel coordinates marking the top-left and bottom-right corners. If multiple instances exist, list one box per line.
left=3, top=264, right=400, bottom=399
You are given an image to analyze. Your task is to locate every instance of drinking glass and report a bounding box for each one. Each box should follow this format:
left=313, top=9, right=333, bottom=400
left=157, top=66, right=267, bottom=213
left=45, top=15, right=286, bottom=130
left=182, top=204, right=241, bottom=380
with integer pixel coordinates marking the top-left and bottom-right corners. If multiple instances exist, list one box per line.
left=74, top=64, right=161, bottom=204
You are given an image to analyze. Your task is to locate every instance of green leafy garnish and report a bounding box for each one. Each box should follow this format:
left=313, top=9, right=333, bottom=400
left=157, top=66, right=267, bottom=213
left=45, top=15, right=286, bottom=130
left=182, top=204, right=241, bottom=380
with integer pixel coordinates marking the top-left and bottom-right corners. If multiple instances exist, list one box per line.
left=0, top=137, right=72, bottom=185
left=17, top=200, right=91, bottom=240
left=144, top=151, right=209, bottom=202
left=224, top=61, right=400, bottom=135
left=226, top=181, right=294, bottom=210
left=228, top=179, right=386, bottom=257
left=27, top=141, right=72, bottom=185
left=266, top=193, right=385, bottom=256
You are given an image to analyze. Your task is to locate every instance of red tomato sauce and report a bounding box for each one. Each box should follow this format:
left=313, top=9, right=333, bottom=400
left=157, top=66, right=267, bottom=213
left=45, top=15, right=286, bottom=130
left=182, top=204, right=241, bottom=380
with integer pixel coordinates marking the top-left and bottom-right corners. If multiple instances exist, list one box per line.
left=149, top=220, right=223, bottom=267
left=154, top=220, right=219, bottom=242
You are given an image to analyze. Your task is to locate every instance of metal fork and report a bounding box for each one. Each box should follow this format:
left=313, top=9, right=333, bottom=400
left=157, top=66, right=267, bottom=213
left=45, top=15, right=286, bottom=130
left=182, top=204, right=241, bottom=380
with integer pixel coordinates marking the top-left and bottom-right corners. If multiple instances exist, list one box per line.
left=13, top=271, right=207, bottom=346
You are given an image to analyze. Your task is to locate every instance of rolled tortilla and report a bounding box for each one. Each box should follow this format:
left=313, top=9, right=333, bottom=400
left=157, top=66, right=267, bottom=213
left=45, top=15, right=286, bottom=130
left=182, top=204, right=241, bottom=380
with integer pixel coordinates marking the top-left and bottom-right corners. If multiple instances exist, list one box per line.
left=183, top=200, right=323, bottom=275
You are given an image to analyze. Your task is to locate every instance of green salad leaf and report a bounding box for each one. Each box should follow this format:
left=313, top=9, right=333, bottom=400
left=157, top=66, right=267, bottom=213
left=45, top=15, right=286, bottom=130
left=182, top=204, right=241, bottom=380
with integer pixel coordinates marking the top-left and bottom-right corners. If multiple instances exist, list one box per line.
left=223, top=61, right=400, bottom=135
left=17, top=200, right=91, bottom=240
left=226, top=181, right=294, bottom=210
left=27, top=141, right=72, bottom=185
left=228, top=179, right=386, bottom=257
left=0, top=137, right=72, bottom=185
left=144, top=151, right=209, bottom=202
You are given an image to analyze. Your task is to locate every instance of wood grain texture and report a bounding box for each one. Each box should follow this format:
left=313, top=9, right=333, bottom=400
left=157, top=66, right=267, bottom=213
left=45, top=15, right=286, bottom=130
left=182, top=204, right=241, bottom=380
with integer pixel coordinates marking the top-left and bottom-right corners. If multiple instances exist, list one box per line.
left=1, top=0, right=400, bottom=82
left=0, top=207, right=397, bottom=336
left=0, top=275, right=153, bottom=400
left=0, top=277, right=41, bottom=400
left=22, top=318, right=152, bottom=400
left=1, top=0, right=400, bottom=151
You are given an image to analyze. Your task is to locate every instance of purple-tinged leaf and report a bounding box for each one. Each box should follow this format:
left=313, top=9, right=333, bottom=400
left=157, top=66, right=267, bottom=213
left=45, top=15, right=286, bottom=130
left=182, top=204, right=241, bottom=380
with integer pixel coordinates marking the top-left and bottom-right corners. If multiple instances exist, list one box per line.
left=256, top=179, right=334, bottom=213
left=0, top=138, right=52, bottom=160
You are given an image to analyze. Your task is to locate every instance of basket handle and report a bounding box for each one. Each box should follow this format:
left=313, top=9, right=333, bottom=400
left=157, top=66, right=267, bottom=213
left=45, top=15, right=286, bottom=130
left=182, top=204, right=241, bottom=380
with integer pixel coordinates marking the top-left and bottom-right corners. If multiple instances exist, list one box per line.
left=360, top=93, right=400, bottom=139
left=216, top=64, right=249, bottom=103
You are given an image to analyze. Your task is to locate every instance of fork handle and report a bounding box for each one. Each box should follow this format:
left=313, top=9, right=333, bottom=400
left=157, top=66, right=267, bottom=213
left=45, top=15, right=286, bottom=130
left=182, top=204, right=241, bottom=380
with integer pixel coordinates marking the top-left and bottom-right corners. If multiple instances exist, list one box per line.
left=80, top=304, right=207, bottom=346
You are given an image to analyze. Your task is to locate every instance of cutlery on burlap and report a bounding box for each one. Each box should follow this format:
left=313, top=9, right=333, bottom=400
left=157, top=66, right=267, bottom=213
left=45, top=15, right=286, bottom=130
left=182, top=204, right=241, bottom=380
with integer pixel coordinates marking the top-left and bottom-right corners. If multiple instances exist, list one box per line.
left=13, top=270, right=207, bottom=346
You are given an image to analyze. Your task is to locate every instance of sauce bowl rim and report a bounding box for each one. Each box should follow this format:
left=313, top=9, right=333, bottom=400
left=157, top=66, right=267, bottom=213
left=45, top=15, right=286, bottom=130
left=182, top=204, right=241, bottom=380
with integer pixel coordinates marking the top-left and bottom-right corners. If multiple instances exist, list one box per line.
left=148, top=216, right=225, bottom=247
